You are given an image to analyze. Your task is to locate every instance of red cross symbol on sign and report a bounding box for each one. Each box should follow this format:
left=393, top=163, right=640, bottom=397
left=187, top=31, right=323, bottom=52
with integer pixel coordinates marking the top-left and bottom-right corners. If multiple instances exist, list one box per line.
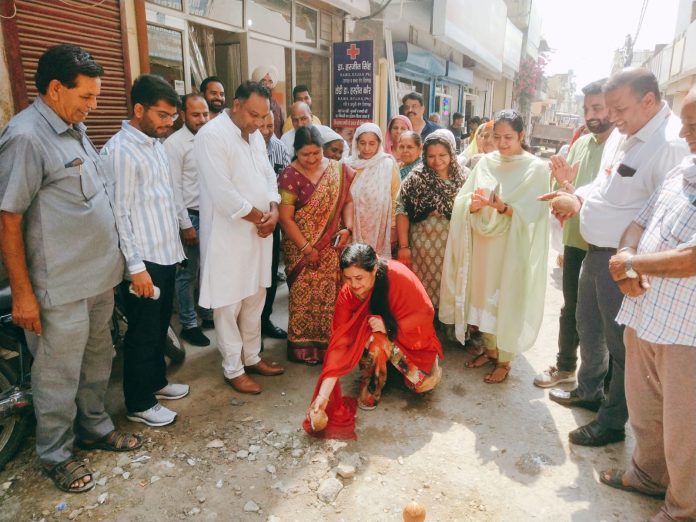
left=346, top=43, right=360, bottom=60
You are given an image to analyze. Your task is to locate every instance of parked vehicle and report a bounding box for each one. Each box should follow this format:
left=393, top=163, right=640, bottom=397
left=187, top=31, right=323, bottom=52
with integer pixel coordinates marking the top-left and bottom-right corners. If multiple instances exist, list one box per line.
left=0, top=284, right=184, bottom=469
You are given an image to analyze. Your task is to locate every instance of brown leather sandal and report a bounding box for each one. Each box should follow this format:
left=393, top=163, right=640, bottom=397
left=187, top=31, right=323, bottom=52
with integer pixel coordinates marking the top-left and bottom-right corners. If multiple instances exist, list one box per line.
left=465, top=352, right=497, bottom=369
left=77, top=430, right=143, bottom=452
left=484, top=363, right=511, bottom=383
left=43, top=458, right=94, bottom=493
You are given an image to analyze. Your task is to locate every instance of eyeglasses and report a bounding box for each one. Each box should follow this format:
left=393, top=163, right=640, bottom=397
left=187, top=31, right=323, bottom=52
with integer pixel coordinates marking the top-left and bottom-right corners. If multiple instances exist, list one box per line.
left=146, top=106, right=179, bottom=122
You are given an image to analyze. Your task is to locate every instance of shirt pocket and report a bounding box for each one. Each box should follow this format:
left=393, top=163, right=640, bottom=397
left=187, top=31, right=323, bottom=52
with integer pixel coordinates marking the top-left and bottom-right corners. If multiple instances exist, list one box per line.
left=661, top=199, right=696, bottom=246
left=47, top=165, right=92, bottom=202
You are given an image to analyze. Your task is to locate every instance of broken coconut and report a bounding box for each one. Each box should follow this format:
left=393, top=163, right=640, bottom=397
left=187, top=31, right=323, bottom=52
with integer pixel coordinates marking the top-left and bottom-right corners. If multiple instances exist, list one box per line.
left=309, top=409, right=328, bottom=432
left=402, top=501, right=426, bottom=522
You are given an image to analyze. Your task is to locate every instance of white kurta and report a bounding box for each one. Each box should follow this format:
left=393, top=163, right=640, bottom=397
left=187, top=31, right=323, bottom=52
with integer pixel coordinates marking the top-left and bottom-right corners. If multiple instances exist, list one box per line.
left=194, top=111, right=280, bottom=308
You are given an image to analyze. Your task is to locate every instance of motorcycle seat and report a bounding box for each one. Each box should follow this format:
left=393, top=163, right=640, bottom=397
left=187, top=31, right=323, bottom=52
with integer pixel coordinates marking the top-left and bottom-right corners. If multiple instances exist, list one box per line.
left=0, top=285, right=11, bottom=315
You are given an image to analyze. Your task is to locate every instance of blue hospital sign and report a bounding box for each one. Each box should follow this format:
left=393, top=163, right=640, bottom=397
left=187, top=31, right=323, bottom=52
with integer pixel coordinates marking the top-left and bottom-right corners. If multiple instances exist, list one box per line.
left=332, top=40, right=374, bottom=128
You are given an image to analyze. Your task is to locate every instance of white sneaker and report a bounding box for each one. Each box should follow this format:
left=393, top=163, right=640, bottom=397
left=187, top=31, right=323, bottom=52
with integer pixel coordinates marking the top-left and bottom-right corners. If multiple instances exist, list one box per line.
left=127, top=403, right=177, bottom=427
left=155, top=383, right=190, bottom=400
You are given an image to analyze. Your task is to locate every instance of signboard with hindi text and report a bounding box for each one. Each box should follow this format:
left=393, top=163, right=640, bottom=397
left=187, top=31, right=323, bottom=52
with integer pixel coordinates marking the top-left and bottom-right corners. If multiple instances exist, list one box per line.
left=332, top=40, right=374, bottom=128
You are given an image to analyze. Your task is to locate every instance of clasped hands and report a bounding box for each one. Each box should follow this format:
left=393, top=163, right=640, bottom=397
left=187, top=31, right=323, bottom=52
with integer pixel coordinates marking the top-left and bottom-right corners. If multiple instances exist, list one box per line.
left=608, top=249, right=651, bottom=297
left=245, top=207, right=278, bottom=238
left=470, top=188, right=506, bottom=213
left=538, top=155, right=582, bottom=225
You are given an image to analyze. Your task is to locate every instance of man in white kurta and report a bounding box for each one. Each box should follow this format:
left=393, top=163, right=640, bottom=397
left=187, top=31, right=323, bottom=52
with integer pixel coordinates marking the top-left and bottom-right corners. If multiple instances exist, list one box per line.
left=194, top=81, right=285, bottom=394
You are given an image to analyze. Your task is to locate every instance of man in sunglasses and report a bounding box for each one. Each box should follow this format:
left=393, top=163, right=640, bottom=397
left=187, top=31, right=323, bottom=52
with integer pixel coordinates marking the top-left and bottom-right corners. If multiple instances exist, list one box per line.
left=102, top=74, right=190, bottom=428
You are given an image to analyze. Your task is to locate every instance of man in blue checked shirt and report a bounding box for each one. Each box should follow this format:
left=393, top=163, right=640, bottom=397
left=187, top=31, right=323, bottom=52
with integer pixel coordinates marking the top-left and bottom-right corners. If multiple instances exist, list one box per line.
left=601, top=86, right=696, bottom=522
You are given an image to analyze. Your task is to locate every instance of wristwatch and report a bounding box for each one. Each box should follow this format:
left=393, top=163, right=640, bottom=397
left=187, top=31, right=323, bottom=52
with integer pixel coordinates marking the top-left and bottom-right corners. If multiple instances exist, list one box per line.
left=624, top=255, right=638, bottom=279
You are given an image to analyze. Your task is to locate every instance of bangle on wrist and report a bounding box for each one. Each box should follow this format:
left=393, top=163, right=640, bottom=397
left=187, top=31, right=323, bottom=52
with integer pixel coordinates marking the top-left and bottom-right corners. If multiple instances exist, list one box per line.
left=497, top=203, right=509, bottom=214
left=618, top=246, right=636, bottom=254
left=299, top=240, right=309, bottom=252
left=399, top=245, right=410, bottom=250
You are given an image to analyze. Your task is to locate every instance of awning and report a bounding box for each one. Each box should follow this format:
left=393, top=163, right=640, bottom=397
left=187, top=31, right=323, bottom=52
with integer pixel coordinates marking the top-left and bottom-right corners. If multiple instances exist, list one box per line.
left=393, top=42, right=446, bottom=80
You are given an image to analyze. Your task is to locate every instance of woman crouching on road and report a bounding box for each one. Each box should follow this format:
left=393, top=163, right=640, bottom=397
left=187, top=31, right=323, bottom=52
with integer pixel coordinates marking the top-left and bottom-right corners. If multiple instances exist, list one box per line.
left=303, top=243, right=443, bottom=440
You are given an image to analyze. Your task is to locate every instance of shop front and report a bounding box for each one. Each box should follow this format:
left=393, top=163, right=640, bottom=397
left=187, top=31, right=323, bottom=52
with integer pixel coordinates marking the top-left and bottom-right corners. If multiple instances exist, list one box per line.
left=142, top=0, right=344, bottom=126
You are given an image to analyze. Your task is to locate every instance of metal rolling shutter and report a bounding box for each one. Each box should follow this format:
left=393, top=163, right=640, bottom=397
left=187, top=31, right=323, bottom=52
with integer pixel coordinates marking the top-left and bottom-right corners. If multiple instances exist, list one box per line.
left=5, top=0, right=131, bottom=147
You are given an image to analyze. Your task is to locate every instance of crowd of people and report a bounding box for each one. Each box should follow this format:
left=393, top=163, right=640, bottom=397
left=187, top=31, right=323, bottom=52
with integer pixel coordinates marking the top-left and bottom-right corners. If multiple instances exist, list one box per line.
left=0, top=43, right=694, bottom=522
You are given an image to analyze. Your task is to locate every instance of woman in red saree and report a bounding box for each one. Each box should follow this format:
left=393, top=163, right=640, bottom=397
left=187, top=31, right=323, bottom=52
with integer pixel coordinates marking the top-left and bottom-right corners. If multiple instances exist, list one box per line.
left=278, top=126, right=355, bottom=365
left=303, top=243, right=443, bottom=440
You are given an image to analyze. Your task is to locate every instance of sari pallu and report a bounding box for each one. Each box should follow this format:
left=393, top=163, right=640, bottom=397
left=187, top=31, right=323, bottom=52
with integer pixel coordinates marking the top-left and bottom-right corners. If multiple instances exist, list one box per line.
left=303, top=261, right=443, bottom=440
left=279, top=160, right=353, bottom=364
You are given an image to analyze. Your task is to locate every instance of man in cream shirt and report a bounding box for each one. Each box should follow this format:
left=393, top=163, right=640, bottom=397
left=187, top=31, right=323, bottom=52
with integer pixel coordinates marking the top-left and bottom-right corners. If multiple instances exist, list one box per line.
left=545, top=68, right=689, bottom=447
left=194, top=81, right=285, bottom=394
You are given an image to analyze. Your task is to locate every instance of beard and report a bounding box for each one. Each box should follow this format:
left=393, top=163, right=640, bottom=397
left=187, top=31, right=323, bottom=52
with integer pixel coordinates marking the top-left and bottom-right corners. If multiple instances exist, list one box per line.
left=586, top=118, right=613, bottom=134
left=208, top=101, right=224, bottom=113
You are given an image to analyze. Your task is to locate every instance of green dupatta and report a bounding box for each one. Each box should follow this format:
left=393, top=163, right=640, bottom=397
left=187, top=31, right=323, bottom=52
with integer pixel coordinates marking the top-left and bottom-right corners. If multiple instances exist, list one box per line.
left=439, top=151, right=550, bottom=354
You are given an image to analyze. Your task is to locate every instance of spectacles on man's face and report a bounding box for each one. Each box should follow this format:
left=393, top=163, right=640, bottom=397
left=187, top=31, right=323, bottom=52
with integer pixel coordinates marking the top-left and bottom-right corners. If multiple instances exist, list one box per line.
left=146, top=106, right=179, bottom=122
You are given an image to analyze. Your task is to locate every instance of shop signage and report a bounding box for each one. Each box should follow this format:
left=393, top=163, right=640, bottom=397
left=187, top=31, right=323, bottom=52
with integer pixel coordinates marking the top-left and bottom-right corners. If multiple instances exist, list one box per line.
left=332, top=40, right=374, bottom=128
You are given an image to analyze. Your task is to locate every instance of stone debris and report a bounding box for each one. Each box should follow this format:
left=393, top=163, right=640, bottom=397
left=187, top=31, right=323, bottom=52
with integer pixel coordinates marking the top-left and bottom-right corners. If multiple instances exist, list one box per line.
left=336, top=464, right=355, bottom=479
left=187, top=458, right=196, bottom=466
left=150, top=475, right=161, bottom=484
left=337, top=452, right=362, bottom=470
left=206, top=439, right=225, bottom=449
left=96, top=477, right=108, bottom=486
left=68, top=508, right=82, bottom=520
left=97, top=492, right=109, bottom=505
left=243, top=500, right=260, bottom=512
left=317, top=478, right=343, bottom=503
left=2, top=482, right=11, bottom=491
left=229, top=398, right=245, bottom=406
left=236, top=450, right=249, bottom=459
left=515, top=452, right=553, bottom=476
left=112, top=466, right=124, bottom=475
left=215, top=480, right=223, bottom=489
left=131, top=455, right=151, bottom=464
left=397, top=456, right=405, bottom=465
left=122, top=472, right=131, bottom=480
left=249, top=444, right=261, bottom=454
left=188, top=506, right=201, bottom=516
left=197, top=496, right=206, bottom=503
left=266, top=464, right=276, bottom=474
left=267, top=516, right=281, bottom=522
left=290, top=448, right=304, bottom=458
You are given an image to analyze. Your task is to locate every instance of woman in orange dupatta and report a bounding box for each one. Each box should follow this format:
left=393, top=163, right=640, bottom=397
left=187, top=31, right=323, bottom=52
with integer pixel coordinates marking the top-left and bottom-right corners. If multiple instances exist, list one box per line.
left=303, top=243, right=443, bottom=440
left=279, top=126, right=355, bottom=365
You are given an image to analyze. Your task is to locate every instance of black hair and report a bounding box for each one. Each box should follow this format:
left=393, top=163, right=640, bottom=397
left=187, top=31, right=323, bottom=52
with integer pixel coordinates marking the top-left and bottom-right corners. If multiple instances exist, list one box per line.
left=398, top=130, right=422, bottom=147
left=234, top=80, right=271, bottom=101
left=604, top=68, right=661, bottom=102
left=181, top=93, right=206, bottom=111
left=292, top=84, right=310, bottom=100
left=339, top=244, right=397, bottom=340
left=402, top=92, right=424, bottom=106
left=452, top=112, right=464, bottom=121
left=200, top=76, right=225, bottom=95
left=292, top=125, right=323, bottom=160
left=131, top=74, right=180, bottom=109
left=494, top=109, right=529, bottom=151
left=469, top=116, right=482, bottom=126
left=35, top=44, right=104, bottom=95
left=581, top=78, right=607, bottom=97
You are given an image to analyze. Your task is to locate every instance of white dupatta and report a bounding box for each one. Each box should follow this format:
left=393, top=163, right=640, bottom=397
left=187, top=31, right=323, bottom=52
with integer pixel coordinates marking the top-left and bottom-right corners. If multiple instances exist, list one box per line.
left=347, top=123, right=395, bottom=258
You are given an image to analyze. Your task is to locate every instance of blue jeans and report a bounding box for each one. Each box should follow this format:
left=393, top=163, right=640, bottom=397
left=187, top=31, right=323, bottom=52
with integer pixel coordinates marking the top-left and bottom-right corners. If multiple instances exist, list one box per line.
left=575, top=248, right=628, bottom=431
left=175, top=212, right=212, bottom=329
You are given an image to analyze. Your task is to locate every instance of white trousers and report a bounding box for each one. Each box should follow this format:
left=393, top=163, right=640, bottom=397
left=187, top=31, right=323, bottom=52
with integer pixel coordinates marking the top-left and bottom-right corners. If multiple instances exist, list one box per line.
left=214, top=287, right=265, bottom=379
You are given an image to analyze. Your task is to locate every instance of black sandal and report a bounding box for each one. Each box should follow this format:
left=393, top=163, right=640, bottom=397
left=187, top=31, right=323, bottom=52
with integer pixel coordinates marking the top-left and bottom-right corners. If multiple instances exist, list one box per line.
left=77, top=430, right=143, bottom=452
left=43, top=458, right=95, bottom=493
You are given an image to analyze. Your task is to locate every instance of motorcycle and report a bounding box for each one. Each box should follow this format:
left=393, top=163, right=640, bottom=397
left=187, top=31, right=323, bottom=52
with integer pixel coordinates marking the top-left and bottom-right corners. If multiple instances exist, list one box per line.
left=0, top=283, right=185, bottom=470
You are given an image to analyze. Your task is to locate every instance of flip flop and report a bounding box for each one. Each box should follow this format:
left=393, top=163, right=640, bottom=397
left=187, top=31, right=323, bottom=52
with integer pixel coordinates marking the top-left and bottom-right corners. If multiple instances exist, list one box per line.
left=599, top=469, right=665, bottom=499
left=484, top=363, right=511, bottom=384
left=465, top=352, right=497, bottom=369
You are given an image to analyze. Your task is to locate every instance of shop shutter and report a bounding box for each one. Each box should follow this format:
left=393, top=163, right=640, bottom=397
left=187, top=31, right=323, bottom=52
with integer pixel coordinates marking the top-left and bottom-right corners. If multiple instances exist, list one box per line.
left=4, top=0, right=131, bottom=147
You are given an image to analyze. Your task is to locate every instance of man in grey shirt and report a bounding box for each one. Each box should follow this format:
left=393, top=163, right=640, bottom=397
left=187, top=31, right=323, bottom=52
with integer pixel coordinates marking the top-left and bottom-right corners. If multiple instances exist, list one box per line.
left=0, top=45, right=141, bottom=493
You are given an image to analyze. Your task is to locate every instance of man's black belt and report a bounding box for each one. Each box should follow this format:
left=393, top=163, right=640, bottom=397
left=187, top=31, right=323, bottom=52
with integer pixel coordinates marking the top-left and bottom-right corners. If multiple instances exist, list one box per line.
left=187, top=208, right=199, bottom=216
left=587, top=244, right=616, bottom=252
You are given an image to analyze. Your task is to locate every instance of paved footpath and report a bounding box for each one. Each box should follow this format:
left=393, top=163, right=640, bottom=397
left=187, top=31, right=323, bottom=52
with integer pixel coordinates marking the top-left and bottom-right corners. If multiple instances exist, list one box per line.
left=0, top=253, right=661, bottom=521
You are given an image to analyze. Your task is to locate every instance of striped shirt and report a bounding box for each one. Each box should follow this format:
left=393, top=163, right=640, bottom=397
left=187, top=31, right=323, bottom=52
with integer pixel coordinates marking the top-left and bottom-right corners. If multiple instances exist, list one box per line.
left=267, top=135, right=291, bottom=176
left=102, top=121, right=185, bottom=274
left=616, top=156, right=696, bottom=347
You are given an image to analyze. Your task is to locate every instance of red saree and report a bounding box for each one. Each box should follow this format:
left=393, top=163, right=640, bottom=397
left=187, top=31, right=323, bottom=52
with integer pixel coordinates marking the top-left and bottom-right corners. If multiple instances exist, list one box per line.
left=303, top=261, right=443, bottom=439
